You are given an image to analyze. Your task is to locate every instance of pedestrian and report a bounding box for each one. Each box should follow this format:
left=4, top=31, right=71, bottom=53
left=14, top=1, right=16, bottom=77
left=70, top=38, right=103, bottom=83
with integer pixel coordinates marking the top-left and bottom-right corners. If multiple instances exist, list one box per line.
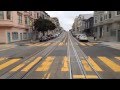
left=93, top=33, right=96, bottom=41
left=94, top=36, right=96, bottom=41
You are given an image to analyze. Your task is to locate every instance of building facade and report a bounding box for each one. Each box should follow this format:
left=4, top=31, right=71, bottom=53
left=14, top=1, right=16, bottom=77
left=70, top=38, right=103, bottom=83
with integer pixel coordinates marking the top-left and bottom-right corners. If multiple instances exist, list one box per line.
left=94, top=11, right=120, bottom=42
left=84, top=17, right=94, bottom=36
left=0, top=11, right=50, bottom=43
left=72, top=14, right=93, bottom=35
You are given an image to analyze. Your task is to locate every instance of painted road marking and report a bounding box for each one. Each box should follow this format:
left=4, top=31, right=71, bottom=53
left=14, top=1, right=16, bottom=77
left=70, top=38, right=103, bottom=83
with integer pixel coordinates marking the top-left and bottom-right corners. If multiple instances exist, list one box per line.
left=43, top=43, right=51, bottom=46
left=10, top=64, right=25, bottom=72
left=61, top=56, right=69, bottom=71
left=46, top=73, right=51, bottom=79
left=79, top=42, right=86, bottom=46
left=73, top=75, right=98, bottom=79
left=36, top=56, right=55, bottom=71
left=42, top=73, right=51, bottom=79
left=35, top=43, right=45, bottom=46
left=59, top=42, right=64, bottom=46
left=82, top=60, right=92, bottom=71
left=0, top=59, right=20, bottom=70
left=115, top=57, right=120, bottom=61
left=21, top=57, right=42, bottom=72
left=88, top=56, right=102, bottom=71
left=0, top=57, right=7, bottom=61
left=98, top=57, right=120, bottom=72
left=0, top=47, right=14, bottom=52
left=86, top=43, right=93, bottom=46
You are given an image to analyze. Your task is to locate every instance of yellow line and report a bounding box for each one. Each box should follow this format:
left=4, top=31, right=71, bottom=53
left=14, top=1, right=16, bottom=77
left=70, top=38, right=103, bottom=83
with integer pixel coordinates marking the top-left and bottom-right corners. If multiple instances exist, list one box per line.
left=61, top=56, right=69, bottom=71
left=86, top=43, right=93, bottom=46
left=115, top=57, right=120, bottom=61
left=36, top=56, right=55, bottom=71
left=79, top=42, right=86, bottom=46
left=98, top=57, right=120, bottom=72
left=43, top=43, right=51, bottom=46
left=82, top=60, right=92, bottom=71
left=10, top=64, right=25, bottom=72
left=59, top=42, right=64, bottom=46
left=0, top=59, right=20, bottom=70
left=21, top=57, right=42, bottom=72
left=73, top=75, right=98, bottom=79
left=0, top=57, right=7, bottom=61
left=73, top=75, right=85, bottom=79
left=35, top=43, right=45, bottom=46
left=88, top=56, right=102, bottom=71
left=46, top=73, right=51, bottom=79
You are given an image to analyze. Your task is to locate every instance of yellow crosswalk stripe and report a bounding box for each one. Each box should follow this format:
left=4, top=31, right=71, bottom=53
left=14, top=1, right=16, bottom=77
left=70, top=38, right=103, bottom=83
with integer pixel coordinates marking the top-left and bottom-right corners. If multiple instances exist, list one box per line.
left=10, top=64, right=25, bottom=72
left=35, top=43, right=45, bottom=46
left=59, top=42, right=64, bottom=46
left=82, top=60, right=92, bottom=71
left=115, top=57, right=120, bottom=61
left=0, top=59, right=20, bottom=70
left=61, top=56, right=69, bottom=71
left=21, top=57, right=42, bottom=72
left=0, top=57, right=7, bottom=61
left=43, top=43, right=51, bottom=46
left=88, top=56, right=102, bottom=71
left=86, top=43, right=93, bottom=46
left=98, top=57, right=120, bottom=72
left=73, top=75, right=98, bottom=79
left=36, top=56, right=55, bottom=71
left=79, top=42, right=86, bottom=46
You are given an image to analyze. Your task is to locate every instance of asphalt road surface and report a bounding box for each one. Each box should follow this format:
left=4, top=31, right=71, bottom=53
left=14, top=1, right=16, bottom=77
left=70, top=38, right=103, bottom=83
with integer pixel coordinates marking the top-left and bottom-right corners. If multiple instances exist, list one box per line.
left=0, top=31, right=120, bottom=79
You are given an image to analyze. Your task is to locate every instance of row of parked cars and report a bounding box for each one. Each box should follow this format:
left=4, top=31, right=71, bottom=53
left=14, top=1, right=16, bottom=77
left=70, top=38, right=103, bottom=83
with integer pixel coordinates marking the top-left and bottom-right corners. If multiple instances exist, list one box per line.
left=72, top=33, right=88, bottom=42
left=39, top=33, right=61, bottom=42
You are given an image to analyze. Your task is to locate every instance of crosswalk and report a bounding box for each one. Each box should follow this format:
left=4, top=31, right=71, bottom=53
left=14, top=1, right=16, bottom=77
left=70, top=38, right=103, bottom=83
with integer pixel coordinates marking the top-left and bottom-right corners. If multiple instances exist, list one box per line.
left=79, top=42, right=99, bottom=47
left=0, top=56, right=120, bottom=78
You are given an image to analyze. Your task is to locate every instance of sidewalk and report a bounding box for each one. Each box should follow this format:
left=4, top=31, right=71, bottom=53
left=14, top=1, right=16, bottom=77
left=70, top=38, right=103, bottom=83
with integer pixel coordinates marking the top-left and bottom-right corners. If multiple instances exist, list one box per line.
left=88, top=37, right=102, bottom=43
left=101, top=42, right=120, bottom=50
left=88, top=36, right=120, bottom=50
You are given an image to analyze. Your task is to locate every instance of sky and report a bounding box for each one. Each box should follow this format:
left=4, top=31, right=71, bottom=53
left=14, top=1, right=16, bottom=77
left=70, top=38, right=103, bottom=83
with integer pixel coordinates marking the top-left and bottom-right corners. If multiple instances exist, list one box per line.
left=46, top=11, right=94, bottom=31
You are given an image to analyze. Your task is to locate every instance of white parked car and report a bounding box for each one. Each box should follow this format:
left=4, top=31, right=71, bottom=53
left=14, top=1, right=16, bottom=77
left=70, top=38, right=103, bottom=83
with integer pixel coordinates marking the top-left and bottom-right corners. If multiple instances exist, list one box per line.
left=78, top=34, right=88, bottom=41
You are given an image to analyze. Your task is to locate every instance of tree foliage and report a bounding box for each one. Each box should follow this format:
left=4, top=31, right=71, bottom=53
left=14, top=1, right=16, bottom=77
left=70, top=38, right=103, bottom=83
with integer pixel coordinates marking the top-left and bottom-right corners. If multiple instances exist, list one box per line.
left=34, top=17, right=56, bottom=35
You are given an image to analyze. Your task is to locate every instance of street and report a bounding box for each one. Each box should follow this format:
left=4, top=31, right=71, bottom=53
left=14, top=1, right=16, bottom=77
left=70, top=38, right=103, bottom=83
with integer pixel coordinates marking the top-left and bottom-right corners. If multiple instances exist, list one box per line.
left=0, top=31, right=120, bottom=79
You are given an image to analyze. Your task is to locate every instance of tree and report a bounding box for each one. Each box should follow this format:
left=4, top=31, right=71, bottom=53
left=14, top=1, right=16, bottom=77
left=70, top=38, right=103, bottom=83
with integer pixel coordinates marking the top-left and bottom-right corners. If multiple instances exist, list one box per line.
left=34, top=17, right=56, bottom=37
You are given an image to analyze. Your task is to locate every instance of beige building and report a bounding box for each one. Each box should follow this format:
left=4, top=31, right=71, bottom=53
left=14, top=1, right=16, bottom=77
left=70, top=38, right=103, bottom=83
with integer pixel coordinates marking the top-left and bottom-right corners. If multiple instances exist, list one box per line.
left=94, top=11, right=120, bottom=42
left=0, top=11, right=49, bottom=44
left=72, top=14, right=93, bottom=35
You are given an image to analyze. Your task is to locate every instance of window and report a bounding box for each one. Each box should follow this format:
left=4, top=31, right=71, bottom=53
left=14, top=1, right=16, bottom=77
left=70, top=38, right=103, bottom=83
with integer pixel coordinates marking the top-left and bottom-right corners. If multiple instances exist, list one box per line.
left=37, top=13, right=39, bottom=18
left=0, top=11, right=4, bottom=19
left=109, top=11, right=111, bottom=18
left=18, top=14, right=22, bottom=24
left=23, top=33, right=27, bottom=39
left=12, top=32, right=18, bottom=40
left=111, top=30, right=116, bottom=36
left=25, top=17, right=27, bottom=25
left=107, top=26, right=109, bottom=32
left=117, top=11, right=120, bottom=15
left=94, top=17, right=97, bottom=23
left=100, top=15, right=103, bottom=21
left=6, top=11, right=11, bottom=20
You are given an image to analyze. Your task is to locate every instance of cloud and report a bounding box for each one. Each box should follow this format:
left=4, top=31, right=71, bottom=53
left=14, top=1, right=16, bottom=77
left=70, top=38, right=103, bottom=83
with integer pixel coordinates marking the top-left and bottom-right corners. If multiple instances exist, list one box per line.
left=46, top=11, right=94, bottom=31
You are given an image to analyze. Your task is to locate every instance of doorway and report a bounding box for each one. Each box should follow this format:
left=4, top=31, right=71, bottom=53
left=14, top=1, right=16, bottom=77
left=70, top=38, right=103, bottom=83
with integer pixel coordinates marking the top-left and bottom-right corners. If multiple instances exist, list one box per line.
left=7, top=32, right=11, bottom=43
left=118, top=30, right=120, bottom=42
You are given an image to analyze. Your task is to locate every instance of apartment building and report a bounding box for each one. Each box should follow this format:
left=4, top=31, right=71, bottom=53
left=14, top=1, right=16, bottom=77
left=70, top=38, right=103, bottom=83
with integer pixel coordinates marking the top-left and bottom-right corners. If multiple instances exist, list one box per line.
left=72, top=14, right=93, bottom=35
left=94, top=11, right=120, bottom=42
left=84, top=17, right=94, bottom=36
left=0, top=11, right=49, bottom=44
